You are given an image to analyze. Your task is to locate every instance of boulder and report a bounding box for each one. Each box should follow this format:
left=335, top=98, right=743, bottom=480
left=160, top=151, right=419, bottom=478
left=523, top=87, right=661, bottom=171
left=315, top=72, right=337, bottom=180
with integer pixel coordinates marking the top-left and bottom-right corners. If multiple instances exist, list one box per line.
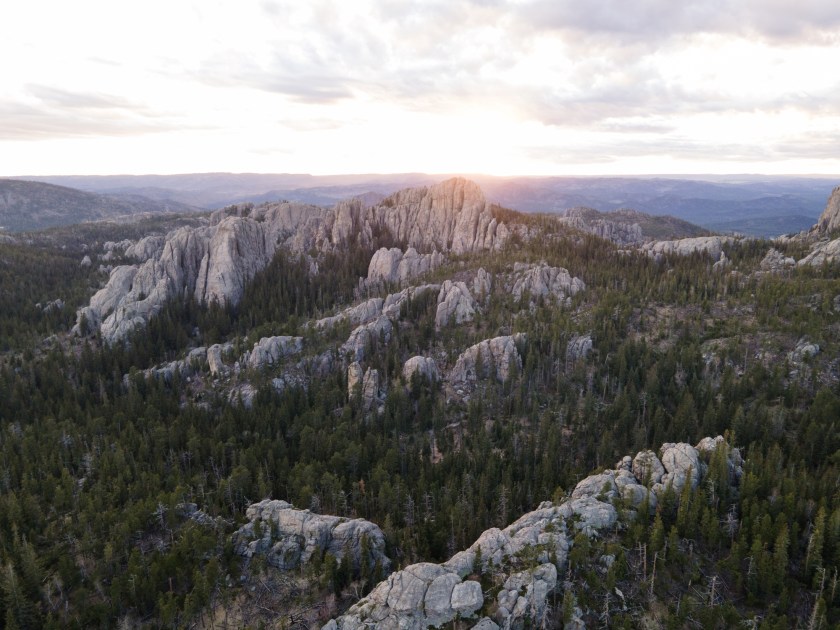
left=229, top=384, right=257, bottom=408
left=759, top=248, right=796, bottom=272
left=653, top=443, right=705, bottom=496
left=788, top=338, right=820, bottom=363
left=566, top=334, right=593, bottom=364
left=571, top=472, right=619, bottom=502
left=642, top=236, right=733, bottom=260
left=365, top=247, right=444, bottom=287
left=473, top=267, right=492, bottom=300
left=341, top=315, right=393, bottom=362
left=565, top=497, right=619, bottom=535
left=244, top=336, right=303, bottom=370
left=449, top=334, right=526, bottom=384
left=234, top=499, right=390, bottom=574
left=424, top=573, right=461, bottom=624
left=435, top=280, right=478, bottom=328
left=207, top=343, right=233, bottom=377
left=695, top=435, right=744, bottom=485
left=798, top=238, right=840, bottom=267
left=361, top=368, right=381, bottom=411
left=450, top=580, right=483, bottom=616
left=510, top=263, right=585, bottom=306
left=402, top=356, right=440, bottom=383
left=347, top=361, right=364, bottom=396
left=632, top=450, right=665, bottom=485
left=315, top=298, right=384, bottom=330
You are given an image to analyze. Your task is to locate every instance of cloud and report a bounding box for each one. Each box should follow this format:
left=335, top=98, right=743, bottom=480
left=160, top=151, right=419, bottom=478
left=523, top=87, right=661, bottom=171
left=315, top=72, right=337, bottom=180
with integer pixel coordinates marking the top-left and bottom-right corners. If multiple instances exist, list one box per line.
left=183, top=0, right=840, bottom=135
left=26, top=85, right=137, bottom=110
left=3, top=0, right=839, bottom=174
left=0, top=86, right=193, bottom=141
left=517, top=0, right=840, bottom=45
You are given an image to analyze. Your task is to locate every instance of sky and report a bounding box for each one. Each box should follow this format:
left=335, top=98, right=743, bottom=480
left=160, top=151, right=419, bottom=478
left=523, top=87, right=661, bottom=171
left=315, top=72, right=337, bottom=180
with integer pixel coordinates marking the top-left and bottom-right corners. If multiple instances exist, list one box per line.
left=2, top=0, right=840, bottom=177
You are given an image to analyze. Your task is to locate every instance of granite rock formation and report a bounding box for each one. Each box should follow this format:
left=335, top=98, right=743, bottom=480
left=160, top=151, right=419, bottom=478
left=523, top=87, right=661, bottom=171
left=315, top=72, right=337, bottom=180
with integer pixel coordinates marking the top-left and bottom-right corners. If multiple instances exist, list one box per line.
left=759, top=248, right=796, bottom=272
left=509, top=263, right=585, bottom=306
left=234, top=499, right=390, bottom=574
left=326, top=437, right=741, bottom=630
left=449, top=334, right=526, bottom=384
left=243, top=335, right=303, bottom=370
left=435, top=281, right=478, bottom=328
left=402, top=356, right=440, bottom=383
left=364, top=247, right=444, bottom=287
left=642, top=236, right=733, bottom=261
left=798, top=238, right=840, bottom=267
left=76, top=178, right=510, bottom=343
left=562, top=207, right=644, bottom=245
left=815, top=185, right=840, bottom=234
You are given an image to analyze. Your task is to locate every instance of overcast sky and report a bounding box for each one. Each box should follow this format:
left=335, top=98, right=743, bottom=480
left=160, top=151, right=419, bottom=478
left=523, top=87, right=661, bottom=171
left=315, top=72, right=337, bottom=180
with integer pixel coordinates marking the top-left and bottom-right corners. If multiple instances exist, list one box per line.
left=3, top=0, right=840, bottom=176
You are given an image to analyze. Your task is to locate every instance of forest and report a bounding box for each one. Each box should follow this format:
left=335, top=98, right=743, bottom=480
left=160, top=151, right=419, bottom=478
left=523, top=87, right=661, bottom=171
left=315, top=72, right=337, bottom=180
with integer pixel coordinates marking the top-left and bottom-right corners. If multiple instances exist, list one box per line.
left=0, top=209, right=838, bottom=629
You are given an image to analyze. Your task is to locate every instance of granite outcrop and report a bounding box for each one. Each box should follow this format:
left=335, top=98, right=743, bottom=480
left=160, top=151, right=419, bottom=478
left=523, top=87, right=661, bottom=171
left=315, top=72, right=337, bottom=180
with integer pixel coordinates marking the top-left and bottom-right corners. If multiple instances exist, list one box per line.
left=76, top=178, right=510, bottom=343
left=449, top=334, right=526, bottom=384
left=234, top=499, right=390, bottom=575
left=326, top=437, right=741, bottom=630
left=509, top=263, right=585, bottom=306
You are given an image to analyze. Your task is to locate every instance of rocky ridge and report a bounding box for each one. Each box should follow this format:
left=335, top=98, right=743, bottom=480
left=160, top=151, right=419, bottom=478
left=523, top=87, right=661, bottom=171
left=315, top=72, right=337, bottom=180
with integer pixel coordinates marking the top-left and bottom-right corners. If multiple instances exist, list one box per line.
left=642, top=236, right=733, bottom=261
left=76, top=178, right=509, bottom=343
left=561, top=207, right=645, bottom=245
left=798, top=238, right=840, bottom=267
left=326, top=437, right=742, bottom=630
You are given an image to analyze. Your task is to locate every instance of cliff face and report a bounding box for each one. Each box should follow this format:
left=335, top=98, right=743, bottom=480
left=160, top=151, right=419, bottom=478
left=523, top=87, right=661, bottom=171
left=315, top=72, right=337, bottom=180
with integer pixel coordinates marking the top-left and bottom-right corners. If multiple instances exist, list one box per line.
left=76, top=178, right=509, bottom=343
left=816, top=185, right=840, bottom=234
left=365, top=178, right=508, bottom=254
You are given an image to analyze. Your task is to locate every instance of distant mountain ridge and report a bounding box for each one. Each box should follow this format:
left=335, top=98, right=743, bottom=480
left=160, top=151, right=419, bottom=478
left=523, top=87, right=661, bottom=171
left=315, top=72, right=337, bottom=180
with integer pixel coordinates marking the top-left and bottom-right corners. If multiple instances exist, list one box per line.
left=560, top=206, right=709, bottom=244
left=476, top=175, right=837, bottom=237
left=0, top=179, right=198, bottom=232
left=12, top=172, right=839, bottom=237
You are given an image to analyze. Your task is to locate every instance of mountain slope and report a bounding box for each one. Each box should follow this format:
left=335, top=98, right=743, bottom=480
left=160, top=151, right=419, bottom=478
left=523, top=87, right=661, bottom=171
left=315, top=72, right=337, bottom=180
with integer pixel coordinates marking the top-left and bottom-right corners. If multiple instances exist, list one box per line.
left=0, top=179, right=199, bottom=231
left=561, top=207, right=709, bottom=244
left=1, top=179, right=839, bottom=628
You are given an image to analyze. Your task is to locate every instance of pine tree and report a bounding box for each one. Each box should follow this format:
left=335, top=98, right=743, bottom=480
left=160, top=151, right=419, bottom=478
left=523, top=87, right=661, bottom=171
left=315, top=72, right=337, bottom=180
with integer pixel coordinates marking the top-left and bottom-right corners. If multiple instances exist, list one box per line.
left=1, top=563, right=40, bottom=630
left=650, top=512, right=665, bottom=554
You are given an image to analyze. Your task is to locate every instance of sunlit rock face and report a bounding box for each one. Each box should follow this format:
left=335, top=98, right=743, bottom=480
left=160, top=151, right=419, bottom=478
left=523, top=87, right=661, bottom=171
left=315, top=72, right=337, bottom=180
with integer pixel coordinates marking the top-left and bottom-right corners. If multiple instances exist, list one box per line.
left=816, top=185, right=840, bottom=234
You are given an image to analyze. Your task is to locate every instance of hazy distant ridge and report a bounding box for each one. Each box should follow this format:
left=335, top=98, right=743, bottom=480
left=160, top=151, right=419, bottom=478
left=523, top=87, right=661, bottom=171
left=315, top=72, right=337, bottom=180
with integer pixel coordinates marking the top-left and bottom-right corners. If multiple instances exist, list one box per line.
left=0, top=179, right=198, bottom=232
left=13, top=173, right=839, bottom=237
